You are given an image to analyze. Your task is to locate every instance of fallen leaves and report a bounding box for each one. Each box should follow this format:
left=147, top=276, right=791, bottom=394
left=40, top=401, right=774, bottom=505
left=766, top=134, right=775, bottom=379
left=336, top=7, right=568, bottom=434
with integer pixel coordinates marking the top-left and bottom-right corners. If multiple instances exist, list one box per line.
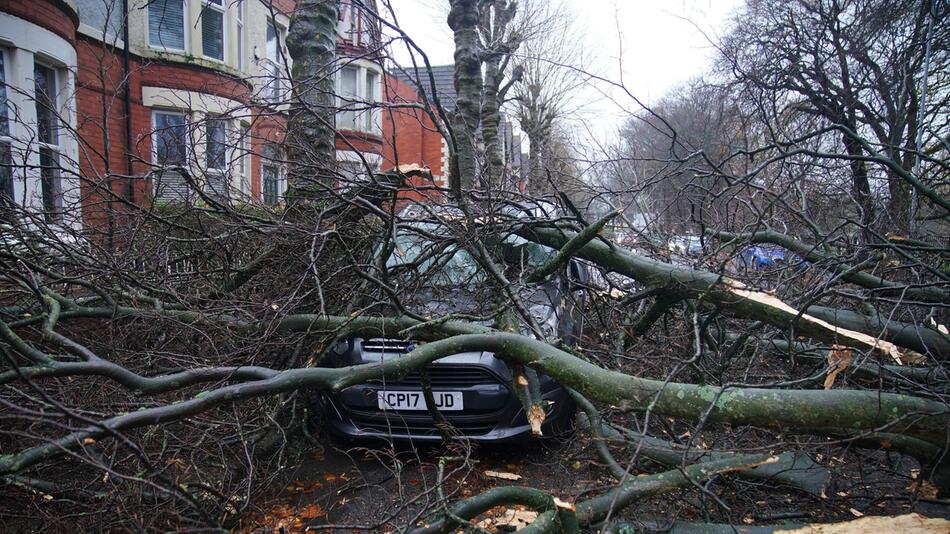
left=239, top=502, right=326, bottom=534
left=906, top=479, right=940, bottom=500
left=285, top=480, right=325, bottom=494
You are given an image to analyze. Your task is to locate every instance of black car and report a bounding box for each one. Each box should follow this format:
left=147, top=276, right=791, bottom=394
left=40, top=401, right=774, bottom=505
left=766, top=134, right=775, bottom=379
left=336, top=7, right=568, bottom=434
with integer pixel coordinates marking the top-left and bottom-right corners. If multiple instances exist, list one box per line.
left=319, top=209, right=585, bottom=442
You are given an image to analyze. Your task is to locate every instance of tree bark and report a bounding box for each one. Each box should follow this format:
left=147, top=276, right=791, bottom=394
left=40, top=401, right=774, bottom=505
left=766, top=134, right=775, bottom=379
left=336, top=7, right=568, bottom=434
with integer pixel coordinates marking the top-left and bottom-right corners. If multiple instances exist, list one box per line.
left=286, top=0, right=338, bottom=195
left=447, top=0, right=482, bottom=197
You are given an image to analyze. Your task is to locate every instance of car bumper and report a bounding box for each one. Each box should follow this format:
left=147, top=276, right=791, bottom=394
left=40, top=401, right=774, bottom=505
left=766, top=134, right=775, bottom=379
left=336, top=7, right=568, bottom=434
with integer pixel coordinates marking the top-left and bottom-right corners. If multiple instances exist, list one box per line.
left=322, top=377, right=575, bottom=443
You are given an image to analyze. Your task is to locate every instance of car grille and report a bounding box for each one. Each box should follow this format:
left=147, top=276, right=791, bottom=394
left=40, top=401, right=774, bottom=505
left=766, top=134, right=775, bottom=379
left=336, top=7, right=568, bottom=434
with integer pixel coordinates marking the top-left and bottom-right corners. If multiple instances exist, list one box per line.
left=370, top=366, right=501, bottom=387
left=361, top=338, right=415, bottom=353
left=347, top=407, right=500, bottom=436
left=361, top=338, right=505, bottom=387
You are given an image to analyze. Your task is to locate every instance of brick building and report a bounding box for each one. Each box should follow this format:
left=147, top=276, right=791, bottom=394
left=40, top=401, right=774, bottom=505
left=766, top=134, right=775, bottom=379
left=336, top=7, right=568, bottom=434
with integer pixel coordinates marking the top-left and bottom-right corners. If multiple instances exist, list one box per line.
left=0, top=0, right=387, bottom=234
left=384, top=64, right=526, bottom=197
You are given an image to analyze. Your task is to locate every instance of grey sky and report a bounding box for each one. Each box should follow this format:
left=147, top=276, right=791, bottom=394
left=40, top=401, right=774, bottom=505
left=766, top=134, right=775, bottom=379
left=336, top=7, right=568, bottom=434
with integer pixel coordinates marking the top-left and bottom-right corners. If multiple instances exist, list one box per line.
left=384, top=0, right=744, bottom=141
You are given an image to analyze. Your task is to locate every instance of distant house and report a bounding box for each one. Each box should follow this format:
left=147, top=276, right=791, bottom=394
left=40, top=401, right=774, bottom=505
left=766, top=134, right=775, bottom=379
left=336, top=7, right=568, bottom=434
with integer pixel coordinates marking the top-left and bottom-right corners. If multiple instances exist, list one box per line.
left=0, top=0, right=386, bottom=232
left=383, top=64, right=526, bottom=200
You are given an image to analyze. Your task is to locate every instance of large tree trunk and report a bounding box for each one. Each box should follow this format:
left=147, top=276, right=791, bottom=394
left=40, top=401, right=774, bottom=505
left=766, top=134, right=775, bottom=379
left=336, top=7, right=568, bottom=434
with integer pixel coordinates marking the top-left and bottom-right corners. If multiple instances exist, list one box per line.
left=286, top=0, right=338, bottom=195
left=448, top=0, right=482, bottom=198
left=842, top=132, right=875, bottom=235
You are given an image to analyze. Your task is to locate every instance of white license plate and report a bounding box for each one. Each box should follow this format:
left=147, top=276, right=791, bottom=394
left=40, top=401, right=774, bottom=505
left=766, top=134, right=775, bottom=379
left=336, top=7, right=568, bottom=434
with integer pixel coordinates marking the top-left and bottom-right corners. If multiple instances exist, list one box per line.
left=377, top=390, right=464, bottom=411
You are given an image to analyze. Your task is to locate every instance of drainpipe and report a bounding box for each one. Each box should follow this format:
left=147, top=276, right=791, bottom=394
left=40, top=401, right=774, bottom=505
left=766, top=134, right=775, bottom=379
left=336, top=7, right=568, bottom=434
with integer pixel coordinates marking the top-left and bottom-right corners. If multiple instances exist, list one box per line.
left=122, top=0, right=135, bottom=207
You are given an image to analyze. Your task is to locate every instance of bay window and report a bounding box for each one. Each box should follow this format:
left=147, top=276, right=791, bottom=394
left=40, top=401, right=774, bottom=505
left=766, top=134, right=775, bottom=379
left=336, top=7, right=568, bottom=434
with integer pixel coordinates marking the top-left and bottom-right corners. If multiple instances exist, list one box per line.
left=364, top=70, right=379, bottom=131
left=204, top=114, right=228, bottom=198
left=0, top=51, right=12, bottom=205
left=263, top=21, right=283, bottom=102
left=336, top=64, right=381, bottom=134
left=338, top=67, right=358, bottom=129
left=201, top=0, right=225, bottom=62
left=261, top=144, right=283, bottom=205
left=236, top=124, right=250, bottom=198
left=236, top=0, right=245, bottom=70
left=152, top=110, right=189, bottom=201
left=148, top=0, right=187, bottom=51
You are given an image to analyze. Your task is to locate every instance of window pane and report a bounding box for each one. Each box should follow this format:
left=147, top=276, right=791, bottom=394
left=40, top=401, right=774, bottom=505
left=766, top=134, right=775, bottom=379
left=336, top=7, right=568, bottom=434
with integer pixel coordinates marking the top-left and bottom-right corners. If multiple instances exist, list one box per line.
left=34, top=64, right=58, bottom=146
left=76, top=0, right=123, bottom=37
left=201, top=6, right=224, bottom=61
left=149, top=0, right=186, bottom=50
left=206, top=118, right=226, bottom=169
left=155, top=112, right=187, bottom=165
left=338, top=67, right=357, bottom=130
left=265, top=23, right=281, bottom=101
left=236, top=20, right=244, bottom=70
left=364, top=70, right=378, bottom=131
left=40, top=147, right=61, bottom=222
left=0, top=142, right=12, bottom=203
left=0, top=53, right=8, bottom=136
left=262, top=164, right=278, bottom=204
left=266, top=23, right=278, bottom=61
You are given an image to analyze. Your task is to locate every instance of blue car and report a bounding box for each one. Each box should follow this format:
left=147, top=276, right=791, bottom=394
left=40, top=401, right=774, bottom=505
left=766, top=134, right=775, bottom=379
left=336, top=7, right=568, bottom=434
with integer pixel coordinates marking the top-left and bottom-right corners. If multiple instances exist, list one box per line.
left=740, top=245, right=804, bottom=270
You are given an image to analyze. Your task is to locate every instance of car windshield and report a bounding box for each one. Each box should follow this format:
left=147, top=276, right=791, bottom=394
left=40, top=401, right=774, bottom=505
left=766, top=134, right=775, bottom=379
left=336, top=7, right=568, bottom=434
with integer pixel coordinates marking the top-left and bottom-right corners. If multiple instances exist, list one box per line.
left=385, top=224, right=557, bottom=286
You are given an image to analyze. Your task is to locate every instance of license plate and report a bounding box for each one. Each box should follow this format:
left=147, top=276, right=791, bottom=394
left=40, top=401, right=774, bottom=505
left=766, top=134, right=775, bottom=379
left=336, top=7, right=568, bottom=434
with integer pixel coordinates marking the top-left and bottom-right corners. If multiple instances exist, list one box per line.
left=377, top=390, right=464, bottom=411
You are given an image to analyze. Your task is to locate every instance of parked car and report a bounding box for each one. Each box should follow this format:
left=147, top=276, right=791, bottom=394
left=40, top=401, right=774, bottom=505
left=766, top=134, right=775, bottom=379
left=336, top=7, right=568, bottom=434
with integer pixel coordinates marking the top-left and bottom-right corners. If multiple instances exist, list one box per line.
left=739, top=244, right=804, bottom=270
left=317, top=207, right=584, bottom=442
left=667, top=235, right=704, bottom=255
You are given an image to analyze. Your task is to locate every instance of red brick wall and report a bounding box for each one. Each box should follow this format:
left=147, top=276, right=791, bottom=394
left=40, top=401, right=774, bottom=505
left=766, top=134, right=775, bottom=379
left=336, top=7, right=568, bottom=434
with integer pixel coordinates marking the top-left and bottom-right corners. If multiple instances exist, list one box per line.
left=0, top=0, right=77, bottom=43
left=381, top=74, right=446, bottom=205
left=75, top=34, right=286, bottom=235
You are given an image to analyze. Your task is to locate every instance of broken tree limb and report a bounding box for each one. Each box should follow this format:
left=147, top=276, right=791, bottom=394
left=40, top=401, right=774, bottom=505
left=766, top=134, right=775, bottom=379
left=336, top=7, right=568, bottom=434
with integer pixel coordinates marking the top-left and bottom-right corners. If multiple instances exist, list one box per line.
left=568, top=389, right=628, bottom=480
left=714, top=230, right=950, bottom=305
left=525, top=209, right=620, bottom=284
left=4, top=328, right=947, bottom=486
left=411, top=455, right=774, bottom=534
left=410, top=486, right=557, bottom=534
left=518, top=224, right=912, bottom=364
left=574, top=454, right=778, bottom=526
left=804, top=305, right=950, bottom=359
left=572, top=390, right=830, bottom=496
left=745, top=336, right=949, bottom=393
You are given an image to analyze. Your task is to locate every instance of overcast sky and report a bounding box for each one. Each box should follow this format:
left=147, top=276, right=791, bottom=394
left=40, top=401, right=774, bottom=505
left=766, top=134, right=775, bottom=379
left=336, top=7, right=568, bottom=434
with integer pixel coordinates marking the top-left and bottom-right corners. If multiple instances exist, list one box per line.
left=384, top=0, right=745, bottom=142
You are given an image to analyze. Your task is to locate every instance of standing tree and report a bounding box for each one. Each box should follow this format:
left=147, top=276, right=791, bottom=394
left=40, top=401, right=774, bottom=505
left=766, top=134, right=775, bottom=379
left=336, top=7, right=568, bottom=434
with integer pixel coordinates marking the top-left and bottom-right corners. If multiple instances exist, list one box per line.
left=720, top=0, right=949, bottom=235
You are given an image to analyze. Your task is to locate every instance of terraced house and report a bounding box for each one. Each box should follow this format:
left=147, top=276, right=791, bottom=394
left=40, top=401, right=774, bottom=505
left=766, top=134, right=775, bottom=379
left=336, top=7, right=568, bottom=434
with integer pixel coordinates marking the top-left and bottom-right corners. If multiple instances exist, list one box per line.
left=0, top=0, right=386, bottom=233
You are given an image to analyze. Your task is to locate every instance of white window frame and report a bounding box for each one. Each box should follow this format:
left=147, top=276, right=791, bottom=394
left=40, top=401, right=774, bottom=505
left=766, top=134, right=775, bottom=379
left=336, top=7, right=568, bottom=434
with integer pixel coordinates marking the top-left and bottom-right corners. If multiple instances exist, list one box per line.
left=235, top=0, right=245, bottom=70
left=260, top=144, right=285, bottom=205
left=236, top=123, right=250, bottom=198
left=204, top=113, right=228, bottom=173
left=147, top=0, right=189, bottom=53
left=0, top=48, right=13, bottom=204
left=335, top=62, right=382, bottom=135
left=262, top=19, right=285, bottom=103
left=200, top=0, right=227, bottom=63
left=33, top=60, right=64, bottom=222
left=151, top=109, right=190, bottom=167
left=150, top=109, right=191, bottom=202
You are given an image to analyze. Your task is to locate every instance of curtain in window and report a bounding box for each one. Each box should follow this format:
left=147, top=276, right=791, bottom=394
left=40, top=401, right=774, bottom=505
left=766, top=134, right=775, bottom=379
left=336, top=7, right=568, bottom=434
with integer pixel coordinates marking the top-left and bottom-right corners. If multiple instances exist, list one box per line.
left=149, top=0, right=186, bottom=50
